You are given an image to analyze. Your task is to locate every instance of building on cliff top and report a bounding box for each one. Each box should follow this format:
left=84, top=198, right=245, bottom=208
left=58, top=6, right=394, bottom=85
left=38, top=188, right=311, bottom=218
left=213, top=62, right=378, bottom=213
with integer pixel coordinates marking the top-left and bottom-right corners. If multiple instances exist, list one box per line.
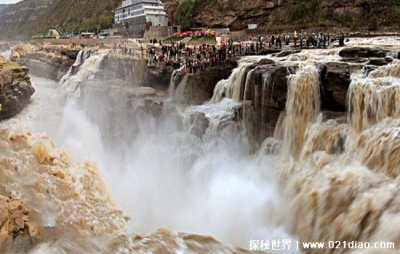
left=114, top=0, right=168, bottom=38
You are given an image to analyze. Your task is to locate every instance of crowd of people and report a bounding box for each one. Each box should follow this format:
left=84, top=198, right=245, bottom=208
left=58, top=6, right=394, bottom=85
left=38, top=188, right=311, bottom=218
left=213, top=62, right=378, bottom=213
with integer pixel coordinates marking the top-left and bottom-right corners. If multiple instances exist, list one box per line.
left=115, top=31, right=346, bottom=75
left=148, top=42, right=232, bottom=74
left=265, top=31, right=345, bottom=49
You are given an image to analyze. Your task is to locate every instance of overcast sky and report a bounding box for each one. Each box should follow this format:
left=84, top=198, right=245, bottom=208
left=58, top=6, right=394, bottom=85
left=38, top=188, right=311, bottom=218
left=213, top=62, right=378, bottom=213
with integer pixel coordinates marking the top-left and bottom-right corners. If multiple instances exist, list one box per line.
left=0, top=0, right=22, bottom=4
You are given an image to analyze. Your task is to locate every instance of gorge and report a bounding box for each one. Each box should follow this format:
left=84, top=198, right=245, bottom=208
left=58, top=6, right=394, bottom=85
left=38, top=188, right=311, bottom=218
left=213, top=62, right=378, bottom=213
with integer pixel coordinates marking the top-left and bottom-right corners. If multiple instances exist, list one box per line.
left=1, top=37, right=400, bottom=253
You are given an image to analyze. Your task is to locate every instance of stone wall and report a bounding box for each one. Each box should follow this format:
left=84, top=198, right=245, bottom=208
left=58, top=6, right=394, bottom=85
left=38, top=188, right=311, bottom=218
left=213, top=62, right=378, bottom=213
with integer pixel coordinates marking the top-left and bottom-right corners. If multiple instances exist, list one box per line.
left=143, top=26, right=179, bottom=41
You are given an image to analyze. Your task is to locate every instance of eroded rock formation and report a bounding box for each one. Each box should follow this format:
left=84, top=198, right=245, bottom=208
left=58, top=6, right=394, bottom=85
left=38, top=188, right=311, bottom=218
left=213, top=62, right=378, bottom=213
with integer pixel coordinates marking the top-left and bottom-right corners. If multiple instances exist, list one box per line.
left=0, top=191, right=38, bottom=254
left=339, top=47, right=388, bottom=59
left=174, top=60, right=237, bottom=105
left=243, top=63, right=297, bottom=141
left=0, top=56, right=34, bottom=120
left=12, top=44, right=80, bottom=81
left=320, top=62, right=350, bottom=112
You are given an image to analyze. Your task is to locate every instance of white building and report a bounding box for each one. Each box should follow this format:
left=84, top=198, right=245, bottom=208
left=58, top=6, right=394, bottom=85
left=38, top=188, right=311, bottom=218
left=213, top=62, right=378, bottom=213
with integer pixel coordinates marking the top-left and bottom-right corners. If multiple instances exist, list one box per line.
left=115, top=0, right=168, bottom=37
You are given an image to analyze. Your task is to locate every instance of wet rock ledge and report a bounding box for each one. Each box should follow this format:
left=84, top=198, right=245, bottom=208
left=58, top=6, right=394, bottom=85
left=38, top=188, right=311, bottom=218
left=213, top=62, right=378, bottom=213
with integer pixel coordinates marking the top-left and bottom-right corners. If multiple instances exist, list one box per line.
left=0, top=56, right=35, bottom=120
left=11, top=44, right=80, bottom=81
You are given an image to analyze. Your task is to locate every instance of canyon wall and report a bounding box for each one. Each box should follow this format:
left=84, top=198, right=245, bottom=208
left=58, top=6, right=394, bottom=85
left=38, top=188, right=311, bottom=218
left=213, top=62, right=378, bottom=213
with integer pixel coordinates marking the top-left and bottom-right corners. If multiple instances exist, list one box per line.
left=1, top=0, right=400, bottom=39
left=164, top=0, right=399, bottom=31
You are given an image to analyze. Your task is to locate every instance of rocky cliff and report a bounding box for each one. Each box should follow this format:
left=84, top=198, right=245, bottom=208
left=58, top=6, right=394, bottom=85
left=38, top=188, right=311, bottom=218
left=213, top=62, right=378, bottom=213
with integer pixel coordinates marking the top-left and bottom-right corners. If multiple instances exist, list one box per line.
left=173, top=60, right=237, bottom=105
left=165, top=0, right=400, bottom=31
left=0, top=0, right=56, bottom=40
left=0, top=0, right=119, bottom=40
left=0, top=4, right=9, bottom=12
left=1, top=0, right=399, bottom=39
left=0, top=56, right=35, bottom=121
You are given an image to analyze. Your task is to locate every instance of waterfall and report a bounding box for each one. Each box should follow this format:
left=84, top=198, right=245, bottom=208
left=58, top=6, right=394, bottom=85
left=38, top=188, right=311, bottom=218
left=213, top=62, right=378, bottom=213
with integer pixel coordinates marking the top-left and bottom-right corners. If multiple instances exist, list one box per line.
left=283, top=64, right=321, bottom=158
left=185, top=99, right=242, bottom=140
left=242, top=68, right=257, bottom=140
left=300, top=117, right=348, bottom=160
left=348, top=119, right=400, bottom=177
left=243, top=68, right=257, bottom=104
left=4, top=37, right=400, bottom=253
left=369, top=60, right=400, bottom=78
left=210, top=62, right=254, bottom=103
left=168, top=65, right=185, bottom=100
left=71, top=49, right=93, bottom=69
left=74, top=50, right=84, bottom=67
left=232, top=64, right=252, bottom=101
left=348, top=61, right=400, bottom=132
left=275, top=51, right=400, bottom=251
left=169, top=45, right=400, bottom=250
left=185, top=59, right=260, bottom=143
left=261, top=71, right=276, bottom=139
left=58, top=49, right=105, bottom=97
left=209, top=67, right=240, bottom=103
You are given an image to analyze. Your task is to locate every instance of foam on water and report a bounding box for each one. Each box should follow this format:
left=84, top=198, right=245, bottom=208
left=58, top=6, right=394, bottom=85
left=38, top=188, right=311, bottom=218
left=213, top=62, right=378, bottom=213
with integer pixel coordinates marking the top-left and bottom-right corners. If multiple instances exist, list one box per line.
left=59, top=49, right=107, bottom=97
left=1, top=48, right=12, bottom=60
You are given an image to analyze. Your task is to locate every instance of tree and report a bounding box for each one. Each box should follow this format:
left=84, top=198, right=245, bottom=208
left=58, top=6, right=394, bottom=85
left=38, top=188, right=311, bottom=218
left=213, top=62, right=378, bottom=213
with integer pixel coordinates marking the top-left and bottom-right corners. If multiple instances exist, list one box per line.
left=176, top=0, right=195, bottom=31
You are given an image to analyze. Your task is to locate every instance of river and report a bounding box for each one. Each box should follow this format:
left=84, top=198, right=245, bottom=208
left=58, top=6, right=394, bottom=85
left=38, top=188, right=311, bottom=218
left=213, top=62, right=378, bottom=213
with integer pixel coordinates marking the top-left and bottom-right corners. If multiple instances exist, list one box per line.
left=0, top=49, right=295, bottom=250
left=2, top=38, right=400, bottom=253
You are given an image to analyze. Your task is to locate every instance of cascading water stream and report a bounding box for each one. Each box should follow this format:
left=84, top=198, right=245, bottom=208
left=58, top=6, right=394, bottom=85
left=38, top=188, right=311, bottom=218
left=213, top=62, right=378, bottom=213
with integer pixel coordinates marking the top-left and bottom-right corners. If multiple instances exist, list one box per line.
left=348, top=60, right=400, bottom=132
left=59, top=49, right=106, bottom=97
left=168, top=65, right=185, bottom=100
left=1, top=48, right=12, bottom=60
left=210, top=59, right=258, bottom=103
left=282, top=64, right=321, bottom=158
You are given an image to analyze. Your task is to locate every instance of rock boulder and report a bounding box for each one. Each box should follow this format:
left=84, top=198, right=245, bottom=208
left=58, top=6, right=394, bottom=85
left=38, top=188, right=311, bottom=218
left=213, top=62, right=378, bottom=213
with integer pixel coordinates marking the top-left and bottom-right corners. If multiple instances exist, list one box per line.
left=175, top=60, right=237, bottom=105
left=258, top=48, right=281, bottom=55
left=243, top=63, right=297, bottom=141
left=0, top=56, right=35, bottom=120
left=320, top=62, right=351, bottom=112
left=339, top=47, right=388, bottom=58
left=368, top=57, right=393, bottom=66
left=275, top=50, right=302, bottom=57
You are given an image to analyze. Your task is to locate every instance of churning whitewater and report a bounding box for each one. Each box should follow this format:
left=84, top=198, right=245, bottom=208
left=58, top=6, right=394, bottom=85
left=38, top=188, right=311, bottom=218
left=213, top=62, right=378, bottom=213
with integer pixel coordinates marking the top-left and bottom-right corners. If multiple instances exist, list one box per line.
left=1, top=48, right=293, bottom=251
left=2, top=37, right=400, bottom=253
